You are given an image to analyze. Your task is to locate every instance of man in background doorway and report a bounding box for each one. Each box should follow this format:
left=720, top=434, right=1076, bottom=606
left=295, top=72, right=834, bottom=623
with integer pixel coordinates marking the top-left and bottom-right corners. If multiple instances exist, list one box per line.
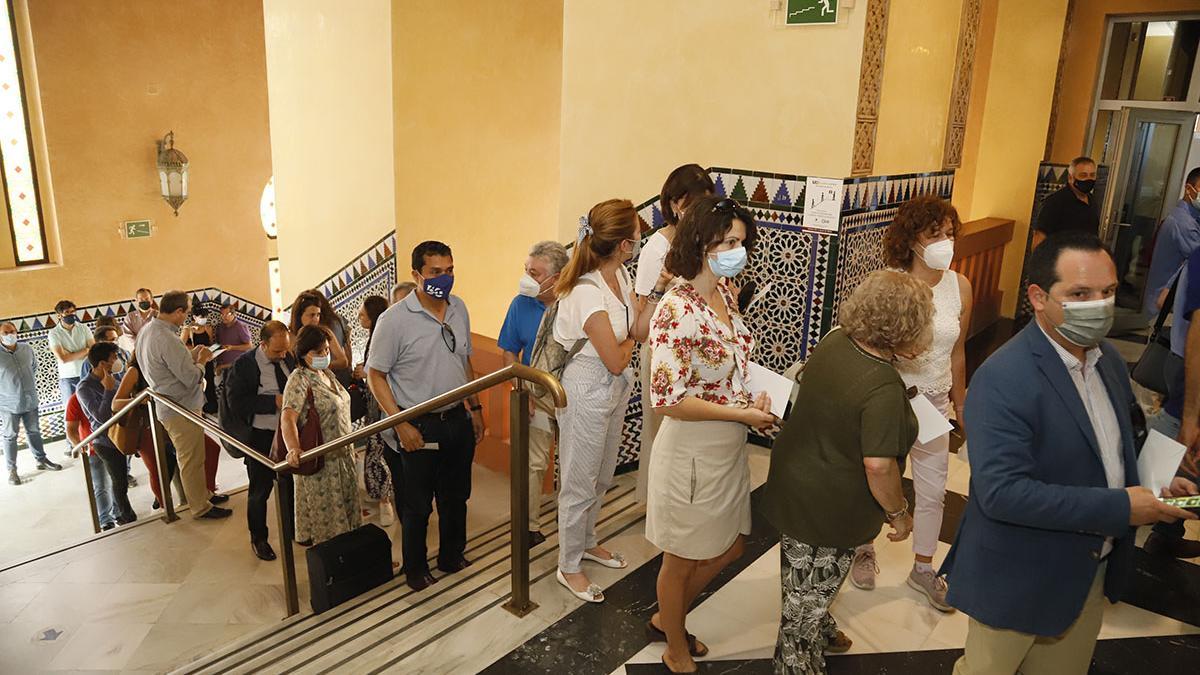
left=120, top=288, right=157, bottom=354
left=1033, top=156, right=1100, bottom=247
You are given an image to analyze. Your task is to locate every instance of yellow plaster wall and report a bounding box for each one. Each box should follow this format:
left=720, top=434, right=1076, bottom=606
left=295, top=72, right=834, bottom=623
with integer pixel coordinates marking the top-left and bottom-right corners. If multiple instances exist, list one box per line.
left=956, top=0, right=1070, bottom=317
left=558, top=1, right=867, bottom=244
left=873, top=0, right=963, bottom=175
left=391, top=0, right=563, bottom=338
left=263, top=0, right=396, bottom=305
left=2, top=0, right=273, bottom=317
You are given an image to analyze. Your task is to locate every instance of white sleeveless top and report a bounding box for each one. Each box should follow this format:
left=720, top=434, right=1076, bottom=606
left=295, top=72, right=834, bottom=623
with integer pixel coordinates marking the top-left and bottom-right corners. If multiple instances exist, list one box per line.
left=895, top=270, right=961, bottom=396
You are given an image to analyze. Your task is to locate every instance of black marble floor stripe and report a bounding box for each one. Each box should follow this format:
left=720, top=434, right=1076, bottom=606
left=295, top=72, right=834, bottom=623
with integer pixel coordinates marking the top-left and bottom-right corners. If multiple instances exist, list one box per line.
left=482, top=487, right=781, bottom=675
left=621, top=634, right=1200, bottom=674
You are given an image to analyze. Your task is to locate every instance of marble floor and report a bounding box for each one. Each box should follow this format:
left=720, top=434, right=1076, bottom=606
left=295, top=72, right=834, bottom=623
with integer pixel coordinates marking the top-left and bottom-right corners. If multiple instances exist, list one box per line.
left=1, top=435, right=250, bottom=568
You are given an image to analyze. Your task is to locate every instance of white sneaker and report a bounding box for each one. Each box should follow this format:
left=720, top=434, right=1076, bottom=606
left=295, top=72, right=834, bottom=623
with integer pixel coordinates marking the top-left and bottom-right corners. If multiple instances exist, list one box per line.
left=907, top=567, right=955, bottom=613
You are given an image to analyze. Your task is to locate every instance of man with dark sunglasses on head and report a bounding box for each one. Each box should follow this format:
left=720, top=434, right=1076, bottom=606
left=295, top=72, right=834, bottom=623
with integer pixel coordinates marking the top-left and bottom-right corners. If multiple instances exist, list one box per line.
left=367, top=240, right=485, bottom=591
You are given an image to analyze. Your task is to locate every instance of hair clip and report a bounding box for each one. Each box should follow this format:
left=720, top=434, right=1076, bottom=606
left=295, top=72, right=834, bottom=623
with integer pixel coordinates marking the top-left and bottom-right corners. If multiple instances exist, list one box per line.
left=577, top=215, right=594, bottom=244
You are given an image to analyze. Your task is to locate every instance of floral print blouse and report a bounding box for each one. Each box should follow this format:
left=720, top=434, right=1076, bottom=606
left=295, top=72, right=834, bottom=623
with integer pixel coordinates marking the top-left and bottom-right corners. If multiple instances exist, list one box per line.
left=649, top=282, right=756, bottom=409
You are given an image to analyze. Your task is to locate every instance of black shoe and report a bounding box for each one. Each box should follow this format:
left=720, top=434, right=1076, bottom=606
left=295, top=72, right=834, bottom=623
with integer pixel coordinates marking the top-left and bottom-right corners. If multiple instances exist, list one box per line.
left=251, top=539, right=277, bottom=561
left=152, top=499, right=160, bottom=510
left=117, top=515, right=137, bottom=526
left=296, top=538, right=313, bottom=547
left=127, top=474, right=138, bottom=486
left=199, top=506, right=233, bottom=519
left=36, top=460, right=62, bottom=471
left=528, top=530, right=546, bottom=549
left=437, top=557, right=471, bottom=574
left=8, top=469, right=20, bottom=485
left=101, top=522, right=116, bottom=531
left=406, top=571, right=438, bottom=591
left=209, top=493, right=230, bottom=505
left=1144, top=531, right=1200, bottom=559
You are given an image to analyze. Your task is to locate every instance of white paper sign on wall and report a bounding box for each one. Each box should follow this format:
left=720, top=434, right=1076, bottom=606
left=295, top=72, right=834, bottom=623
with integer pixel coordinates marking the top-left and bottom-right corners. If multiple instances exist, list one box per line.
left=802, top=177, right=844, bottom=232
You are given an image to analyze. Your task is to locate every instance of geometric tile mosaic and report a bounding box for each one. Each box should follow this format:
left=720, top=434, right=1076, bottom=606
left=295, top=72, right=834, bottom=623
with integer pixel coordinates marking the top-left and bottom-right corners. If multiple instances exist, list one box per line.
left=617, top=165, right=956, bottom=468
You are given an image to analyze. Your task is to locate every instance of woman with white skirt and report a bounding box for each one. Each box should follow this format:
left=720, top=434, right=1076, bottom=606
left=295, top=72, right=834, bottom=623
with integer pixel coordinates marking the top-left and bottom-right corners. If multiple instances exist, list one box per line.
left=645, top=196, right=775, bottom=673
left=554, top=198, right=654, bottom=603
left=634, top=164, right=715, bottom=503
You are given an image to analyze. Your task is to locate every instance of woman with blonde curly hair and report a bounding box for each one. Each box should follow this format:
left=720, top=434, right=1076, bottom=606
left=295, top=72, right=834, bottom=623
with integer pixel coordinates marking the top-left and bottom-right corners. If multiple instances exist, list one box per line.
left=761, top=269, right=933, bottom=674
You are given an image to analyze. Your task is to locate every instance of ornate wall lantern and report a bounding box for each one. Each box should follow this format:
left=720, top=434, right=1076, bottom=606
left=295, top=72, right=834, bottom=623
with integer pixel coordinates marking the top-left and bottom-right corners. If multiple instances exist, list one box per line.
left=156, top=130, right=188, bottom=215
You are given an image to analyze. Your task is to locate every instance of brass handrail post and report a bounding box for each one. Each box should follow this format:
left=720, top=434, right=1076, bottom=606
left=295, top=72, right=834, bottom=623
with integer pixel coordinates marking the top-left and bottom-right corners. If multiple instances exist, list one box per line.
left=79, top=450, right=101, bottom=534
left=502, top=386, right=537, bottom=617
left=147, top=399, right=179, bottom=523
left=276, top=481, right=300, bottom=616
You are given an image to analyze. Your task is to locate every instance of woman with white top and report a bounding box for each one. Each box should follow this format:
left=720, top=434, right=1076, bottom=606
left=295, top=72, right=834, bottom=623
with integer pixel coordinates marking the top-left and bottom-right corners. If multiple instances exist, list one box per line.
left=634, top=164, right=715, bottom=502
left=554, top=198, right=654, bottom=602
left=646, top=197, right=775, bottom=673
left=849, top=195, right=973, bottom=612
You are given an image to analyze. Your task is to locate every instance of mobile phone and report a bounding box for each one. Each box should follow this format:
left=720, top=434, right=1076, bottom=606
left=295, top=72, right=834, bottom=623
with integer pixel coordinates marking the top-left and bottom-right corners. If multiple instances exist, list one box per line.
left=1162, top=495, right=1200, bottom=512
left=421, top=443, right=440, bottom=450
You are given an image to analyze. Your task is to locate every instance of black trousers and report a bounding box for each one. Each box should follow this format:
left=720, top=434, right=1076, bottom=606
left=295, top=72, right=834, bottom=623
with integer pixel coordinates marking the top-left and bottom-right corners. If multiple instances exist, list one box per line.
left=245, top=428, right=294, bottom=542
left=383, top=410, right=475, bottom=576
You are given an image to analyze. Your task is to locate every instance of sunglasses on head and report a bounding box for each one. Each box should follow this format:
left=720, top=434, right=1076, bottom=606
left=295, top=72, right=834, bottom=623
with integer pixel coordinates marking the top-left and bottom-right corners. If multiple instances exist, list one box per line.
left=712, top=198, right=742, bottom=213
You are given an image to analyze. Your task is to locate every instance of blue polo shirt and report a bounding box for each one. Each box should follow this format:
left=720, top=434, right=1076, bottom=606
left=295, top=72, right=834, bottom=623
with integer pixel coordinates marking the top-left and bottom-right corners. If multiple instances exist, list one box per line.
left=496, top=295, right=547, bottom=366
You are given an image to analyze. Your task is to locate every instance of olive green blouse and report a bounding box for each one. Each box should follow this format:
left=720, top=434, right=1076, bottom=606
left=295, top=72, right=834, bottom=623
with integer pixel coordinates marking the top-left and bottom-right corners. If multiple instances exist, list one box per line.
left=761, top=328, right=918, bottom=549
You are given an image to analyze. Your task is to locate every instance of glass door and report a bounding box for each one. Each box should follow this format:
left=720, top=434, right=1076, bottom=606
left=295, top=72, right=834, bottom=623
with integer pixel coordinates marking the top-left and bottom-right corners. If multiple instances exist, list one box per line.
left=1101, top=108, right=1196, bottom=313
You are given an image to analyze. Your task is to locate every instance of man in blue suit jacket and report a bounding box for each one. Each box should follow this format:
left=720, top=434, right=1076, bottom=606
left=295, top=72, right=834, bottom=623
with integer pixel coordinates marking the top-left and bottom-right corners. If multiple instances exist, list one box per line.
left=942, top=233, right=1194, bottom=675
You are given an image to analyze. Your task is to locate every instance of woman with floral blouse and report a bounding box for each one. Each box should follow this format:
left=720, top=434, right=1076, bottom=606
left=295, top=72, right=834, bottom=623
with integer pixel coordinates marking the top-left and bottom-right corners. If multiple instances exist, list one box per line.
left=645, top=196, right=775, bottom=674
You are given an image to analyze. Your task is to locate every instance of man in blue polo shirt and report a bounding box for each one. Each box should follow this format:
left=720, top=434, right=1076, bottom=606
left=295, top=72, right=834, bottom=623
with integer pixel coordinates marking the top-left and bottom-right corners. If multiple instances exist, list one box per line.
left=497, top=240, right=567, bottom=547
left=367, top=241, right=487, bottom=591
left=1143, top=167, right=1200, bottom=318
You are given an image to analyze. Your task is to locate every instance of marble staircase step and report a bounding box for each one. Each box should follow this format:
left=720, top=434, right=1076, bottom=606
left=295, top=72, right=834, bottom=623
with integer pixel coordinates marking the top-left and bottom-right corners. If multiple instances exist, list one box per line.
left=175, top=483, right=640, bottom=674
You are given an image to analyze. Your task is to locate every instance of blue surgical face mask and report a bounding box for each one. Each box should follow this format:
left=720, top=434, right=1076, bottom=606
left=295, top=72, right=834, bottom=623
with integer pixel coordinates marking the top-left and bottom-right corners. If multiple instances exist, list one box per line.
left=310, top=353, right=331, bottom=370
left=61, top=314, right=77, bottom=326
left=707, top=247, right=748, bottom=278
left=421, top=273, right=455, bottom=300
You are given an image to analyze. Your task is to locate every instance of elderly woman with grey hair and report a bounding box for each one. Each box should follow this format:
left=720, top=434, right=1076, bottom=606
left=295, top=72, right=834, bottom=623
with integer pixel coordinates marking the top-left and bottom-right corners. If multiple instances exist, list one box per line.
left=497, top=239, right=569, bottom=545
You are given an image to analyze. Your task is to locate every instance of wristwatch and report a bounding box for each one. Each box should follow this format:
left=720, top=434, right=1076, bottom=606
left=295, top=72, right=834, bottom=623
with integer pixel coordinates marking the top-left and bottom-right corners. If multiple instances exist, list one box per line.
left=648, top=288, right=667, bottom=302
left=885, top=498, right=909, bottom=523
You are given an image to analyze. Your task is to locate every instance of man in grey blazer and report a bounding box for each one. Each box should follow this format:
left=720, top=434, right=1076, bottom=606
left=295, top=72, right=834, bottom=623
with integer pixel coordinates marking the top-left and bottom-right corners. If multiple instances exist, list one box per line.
left=942, top=233, right=1195, bottom=674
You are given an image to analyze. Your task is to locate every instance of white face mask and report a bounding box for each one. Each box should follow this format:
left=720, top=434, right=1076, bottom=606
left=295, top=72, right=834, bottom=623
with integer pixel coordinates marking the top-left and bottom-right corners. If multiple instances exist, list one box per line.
left=919, top=239, right=955, bottom=271
left=110, top=359, right=125, bottom=375
left=194, top=317, right=208, bottom=326
left=0, top=334, right=16, bottom=347
left=518, top=273, right=541, bottom=298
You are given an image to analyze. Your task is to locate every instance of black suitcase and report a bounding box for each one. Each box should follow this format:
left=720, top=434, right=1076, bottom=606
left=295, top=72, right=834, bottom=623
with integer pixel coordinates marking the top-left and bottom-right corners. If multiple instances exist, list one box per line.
left=306, top=524, right=394, bottom=614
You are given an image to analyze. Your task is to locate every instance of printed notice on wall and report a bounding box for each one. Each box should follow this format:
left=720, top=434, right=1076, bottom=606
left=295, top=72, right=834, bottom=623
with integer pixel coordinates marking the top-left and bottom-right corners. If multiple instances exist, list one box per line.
left=803, top=177, right=843, bottom=233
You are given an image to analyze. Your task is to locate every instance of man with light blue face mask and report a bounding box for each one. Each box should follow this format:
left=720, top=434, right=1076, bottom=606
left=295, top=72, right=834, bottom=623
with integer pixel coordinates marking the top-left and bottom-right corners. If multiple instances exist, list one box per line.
left=1142, top=166, right=1200, bottom=318
left=942, top=233, right=1194, bottom=675
left=367, top=240, right=486, bottom=591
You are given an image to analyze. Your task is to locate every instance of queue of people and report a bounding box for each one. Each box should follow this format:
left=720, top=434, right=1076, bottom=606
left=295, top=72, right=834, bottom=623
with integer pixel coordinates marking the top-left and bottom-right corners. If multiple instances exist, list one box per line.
left=5, top=159, right=1200, bottom=675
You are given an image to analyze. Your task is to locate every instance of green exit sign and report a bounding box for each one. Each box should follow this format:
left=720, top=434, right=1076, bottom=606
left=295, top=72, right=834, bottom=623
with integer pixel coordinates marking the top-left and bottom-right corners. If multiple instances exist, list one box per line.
left=787, top=0, right=839, bottom=25
left=123, top=219, right=152, bottom=239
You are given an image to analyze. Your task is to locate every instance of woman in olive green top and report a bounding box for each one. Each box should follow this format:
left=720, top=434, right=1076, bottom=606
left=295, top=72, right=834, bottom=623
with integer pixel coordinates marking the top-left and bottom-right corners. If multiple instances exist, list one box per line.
left=762, top=269, right=933, bottom=675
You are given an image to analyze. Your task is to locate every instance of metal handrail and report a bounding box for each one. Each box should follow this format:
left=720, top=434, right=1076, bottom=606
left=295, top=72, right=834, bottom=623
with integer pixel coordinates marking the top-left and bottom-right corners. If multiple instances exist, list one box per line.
left=67, top=362, right=565, bottom=618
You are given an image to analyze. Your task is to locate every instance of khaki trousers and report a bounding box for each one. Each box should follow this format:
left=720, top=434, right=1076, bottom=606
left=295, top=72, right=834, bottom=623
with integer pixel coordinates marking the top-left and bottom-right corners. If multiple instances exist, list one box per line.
left=527, top=425, right=554, bottom=532
left=160, top=414, right=213, bottom=518
left=954, top=563, right=1108, bottom=675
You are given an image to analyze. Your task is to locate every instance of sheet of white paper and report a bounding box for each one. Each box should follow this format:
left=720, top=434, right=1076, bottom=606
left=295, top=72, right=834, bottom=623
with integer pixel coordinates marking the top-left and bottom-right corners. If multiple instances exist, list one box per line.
left=530, top=409, right=552, bottom=433
left=1139, top=429, right=1187, bottom=496
left=747, top=361, right=793, bottom=419
left=910, top=394, right=953, bottom=444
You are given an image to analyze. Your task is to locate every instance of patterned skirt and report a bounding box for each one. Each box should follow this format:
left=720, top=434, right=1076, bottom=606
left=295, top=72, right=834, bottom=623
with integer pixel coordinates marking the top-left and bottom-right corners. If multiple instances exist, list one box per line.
left=775, top=535, right=855, bottom=675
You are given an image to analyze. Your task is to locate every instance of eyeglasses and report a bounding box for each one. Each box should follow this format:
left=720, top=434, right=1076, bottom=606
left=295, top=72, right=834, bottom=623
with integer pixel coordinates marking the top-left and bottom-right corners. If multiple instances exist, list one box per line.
left=712, top=198, right=741, bottom=213
left=441, top=323, right=457, bottom=353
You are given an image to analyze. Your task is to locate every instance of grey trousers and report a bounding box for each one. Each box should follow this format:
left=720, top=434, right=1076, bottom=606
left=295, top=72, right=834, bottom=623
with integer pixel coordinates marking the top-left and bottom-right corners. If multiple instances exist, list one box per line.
left=556, top=355, right=632, bottom=573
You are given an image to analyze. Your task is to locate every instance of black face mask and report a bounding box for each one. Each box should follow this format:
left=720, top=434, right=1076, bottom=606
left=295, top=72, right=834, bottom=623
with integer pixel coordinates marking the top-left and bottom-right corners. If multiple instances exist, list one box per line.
left=138, top=301, right=152, bottom=311
left=1073, top=178, right=1096, bottom=195
left=61, top=315, right=77, bottom=326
